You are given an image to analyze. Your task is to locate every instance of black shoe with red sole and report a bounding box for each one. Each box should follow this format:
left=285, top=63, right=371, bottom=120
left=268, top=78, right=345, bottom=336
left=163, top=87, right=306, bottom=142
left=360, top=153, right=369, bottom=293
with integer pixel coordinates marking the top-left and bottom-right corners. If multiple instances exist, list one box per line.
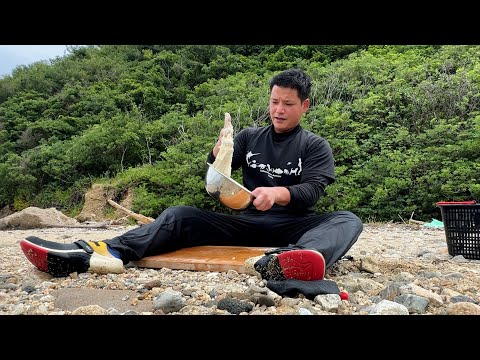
left=20, top=236, right=94, bottom=277
left=254, top=249, right=326, bottom=281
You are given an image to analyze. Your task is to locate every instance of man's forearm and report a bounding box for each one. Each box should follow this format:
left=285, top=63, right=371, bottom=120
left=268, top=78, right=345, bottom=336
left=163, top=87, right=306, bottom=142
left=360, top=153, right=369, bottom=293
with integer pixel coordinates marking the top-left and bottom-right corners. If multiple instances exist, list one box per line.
left=274, top=186, right=291, bottom=206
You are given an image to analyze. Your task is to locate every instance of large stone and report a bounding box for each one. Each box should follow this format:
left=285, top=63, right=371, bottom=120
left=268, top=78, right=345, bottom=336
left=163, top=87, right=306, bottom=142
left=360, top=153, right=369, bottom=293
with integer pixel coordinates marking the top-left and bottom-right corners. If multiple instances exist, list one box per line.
left=52, top=288, right=153, bottom=313
left=0, top=207, right=79, bottom=230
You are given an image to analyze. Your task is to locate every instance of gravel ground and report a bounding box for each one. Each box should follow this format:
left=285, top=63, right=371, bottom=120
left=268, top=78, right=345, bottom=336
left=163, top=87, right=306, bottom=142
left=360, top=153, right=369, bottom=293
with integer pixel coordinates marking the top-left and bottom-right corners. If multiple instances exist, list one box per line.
left=1, top=223, right=480, bottom=315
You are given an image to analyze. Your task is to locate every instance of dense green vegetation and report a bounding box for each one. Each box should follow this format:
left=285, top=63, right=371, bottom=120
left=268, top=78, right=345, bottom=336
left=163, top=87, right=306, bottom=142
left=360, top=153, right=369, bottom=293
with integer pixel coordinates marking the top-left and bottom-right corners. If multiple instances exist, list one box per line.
left=0, top=45, right=478, bottom=222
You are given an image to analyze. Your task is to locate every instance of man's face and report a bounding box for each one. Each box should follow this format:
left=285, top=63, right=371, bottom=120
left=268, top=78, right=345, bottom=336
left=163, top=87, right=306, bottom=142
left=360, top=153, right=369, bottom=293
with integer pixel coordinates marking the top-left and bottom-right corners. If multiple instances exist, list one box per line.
left=269, top=85, right=309, bottom=133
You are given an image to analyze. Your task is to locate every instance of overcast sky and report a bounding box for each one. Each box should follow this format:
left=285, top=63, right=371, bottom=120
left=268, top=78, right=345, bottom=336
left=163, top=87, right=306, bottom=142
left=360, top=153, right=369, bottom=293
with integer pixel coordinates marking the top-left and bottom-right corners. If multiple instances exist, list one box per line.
left=0, top=45, right=70, bottom=78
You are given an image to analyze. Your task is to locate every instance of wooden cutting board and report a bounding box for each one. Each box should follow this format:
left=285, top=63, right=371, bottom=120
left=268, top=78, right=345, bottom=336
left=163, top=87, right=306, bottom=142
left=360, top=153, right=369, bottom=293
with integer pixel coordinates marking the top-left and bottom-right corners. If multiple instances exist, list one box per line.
left=128, top=245, right=273, bottom=273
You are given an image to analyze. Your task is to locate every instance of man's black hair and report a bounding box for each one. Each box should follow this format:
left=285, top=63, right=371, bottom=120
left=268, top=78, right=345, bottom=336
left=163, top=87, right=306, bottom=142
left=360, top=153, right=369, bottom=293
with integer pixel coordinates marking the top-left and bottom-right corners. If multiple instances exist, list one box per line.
left=269, top=68, right=311, bottom=102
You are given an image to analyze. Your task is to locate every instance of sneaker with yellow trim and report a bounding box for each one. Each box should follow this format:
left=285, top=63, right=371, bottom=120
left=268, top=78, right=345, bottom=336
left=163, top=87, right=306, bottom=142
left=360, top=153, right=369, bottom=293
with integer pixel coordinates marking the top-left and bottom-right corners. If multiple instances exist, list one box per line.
left=20, top=236, right=124, bottom=277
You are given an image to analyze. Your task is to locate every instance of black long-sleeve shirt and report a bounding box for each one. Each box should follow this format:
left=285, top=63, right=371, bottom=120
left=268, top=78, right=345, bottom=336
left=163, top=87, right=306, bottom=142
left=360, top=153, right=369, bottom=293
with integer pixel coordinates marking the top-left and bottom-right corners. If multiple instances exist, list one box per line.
left=207, top=124, right=335, bottom=215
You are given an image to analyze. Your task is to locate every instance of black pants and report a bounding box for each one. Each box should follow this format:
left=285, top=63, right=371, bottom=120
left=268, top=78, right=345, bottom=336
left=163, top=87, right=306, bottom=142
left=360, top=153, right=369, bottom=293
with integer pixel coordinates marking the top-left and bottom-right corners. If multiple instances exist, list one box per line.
left=106, top=205, right=363, bottom=268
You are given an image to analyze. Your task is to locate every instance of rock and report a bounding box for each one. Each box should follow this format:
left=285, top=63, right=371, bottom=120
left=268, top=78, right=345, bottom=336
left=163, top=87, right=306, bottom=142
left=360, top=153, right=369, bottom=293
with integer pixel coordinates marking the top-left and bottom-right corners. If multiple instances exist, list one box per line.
left=447, top=302, right=480, bottom=315
left=0, top=207, right=79, bottom=230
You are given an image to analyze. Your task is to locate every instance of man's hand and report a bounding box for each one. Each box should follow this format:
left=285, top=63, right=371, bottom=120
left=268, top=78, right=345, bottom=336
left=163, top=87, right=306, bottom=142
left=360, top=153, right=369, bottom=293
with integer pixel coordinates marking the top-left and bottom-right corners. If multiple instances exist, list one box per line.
left=252, top=186, right=291, bottom=211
